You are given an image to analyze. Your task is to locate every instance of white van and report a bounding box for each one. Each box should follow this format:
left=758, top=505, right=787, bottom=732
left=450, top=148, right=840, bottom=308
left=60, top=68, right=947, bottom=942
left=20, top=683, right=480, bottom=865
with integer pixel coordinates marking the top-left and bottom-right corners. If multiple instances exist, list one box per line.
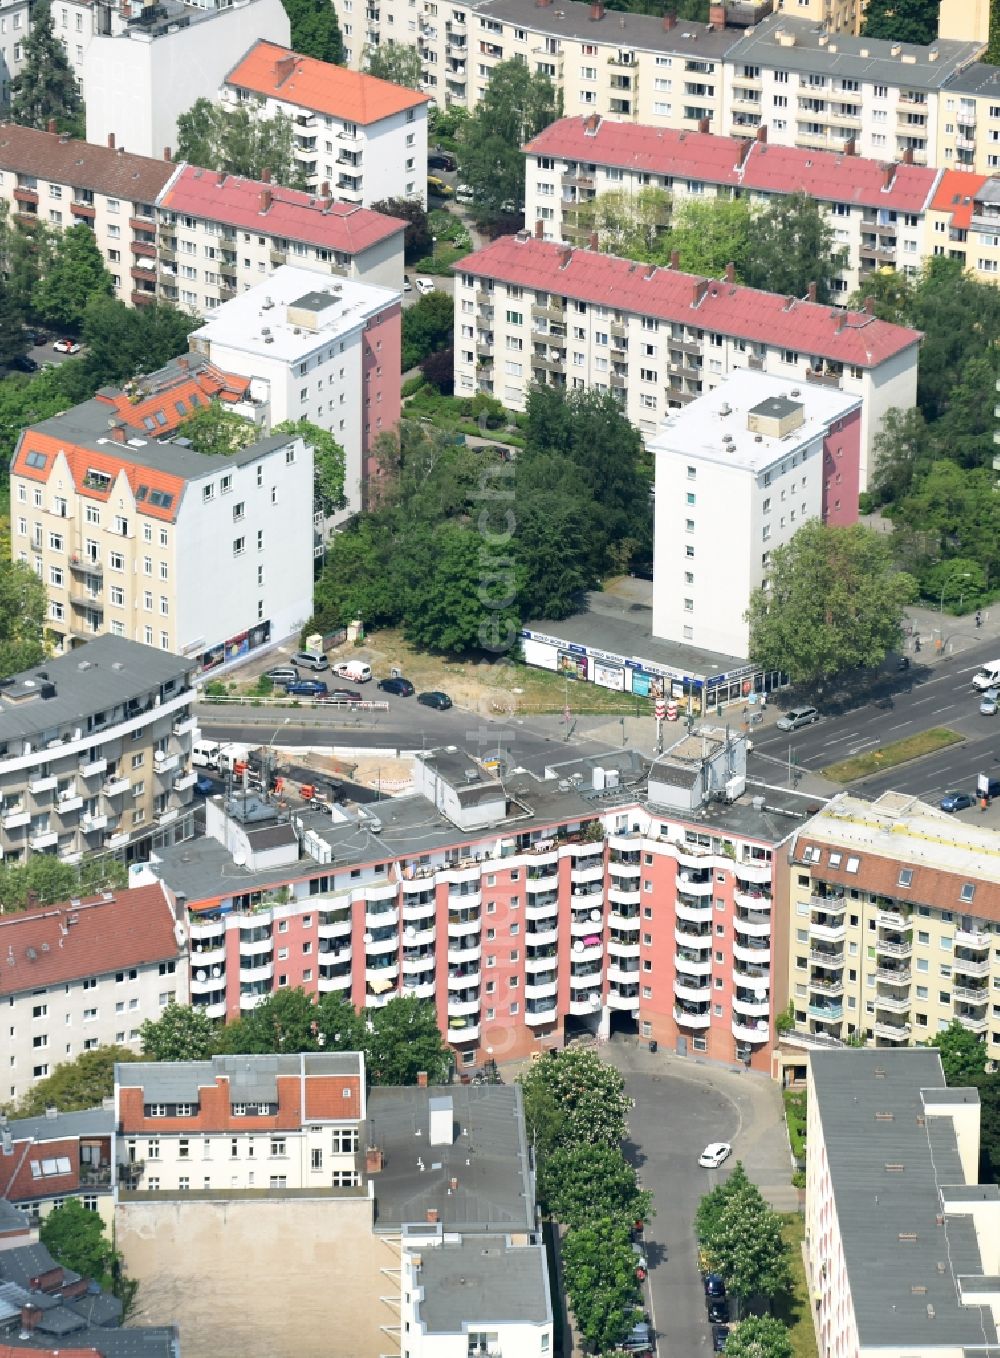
left=332, top=660, right=372, bottom=683
left=192, top=739, right=221, bottom=770
left=972, top=661, right=1000, bottom=691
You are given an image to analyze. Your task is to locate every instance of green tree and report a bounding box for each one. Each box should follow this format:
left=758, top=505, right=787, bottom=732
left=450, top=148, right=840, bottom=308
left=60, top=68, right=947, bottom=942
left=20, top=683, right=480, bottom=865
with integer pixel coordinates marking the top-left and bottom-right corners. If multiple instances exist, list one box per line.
left=10, top=0, right=83, bottom=137
left=32, top=224, right=114, bottom=332
left=371, top=197, right=430, bottom=265
left=314, top=992, right=367, bottom=1052
left=514, top=492, right=592, bottom=619
left=695, top=1162, right=752, bottom=1245
left=79, top=293, right=197, bottom=386
left=0, top=852, right=126, bottom=913
left=403, top=522, right=520, bottom=653
left=576, top=186, right=672, bottom=262
left=362, top=41, right=424, bottom=90
left=140, top=1003, right=219, bottom=1062
left=218, top=987, right=319, bottom=1054
left=862, top=0, right=938, bottom=43
left=0, top=558, right=48, bottom=680
left=743, top=192, right=847, bottom=304
left=13, top=1046, right=138, bottom=1116
left=459, top=60, right=559, bottom=224
left=276, top=418, right=346, bottom=515
left=724, top=1316, right=794, bottom=1358
left=928, top=1019, right=988, bottom=1085
left=401, top=289, right=454, bottom=369
left=868, top=406, right=932, bottom=507
left=176, top=100, right=308, bottom=189
left=668, top=196, right=753, bottom=279
left=701, top=1177, right=792, bottom=1311
left=847, top=267, right=915, bottom=325
left=310, top=514, right=403, bottom=633
left=518, top=1048, right=631, bottom=1158
left=973, top=1070, right=1000, bottom=1182
left=746, top=521, right=918, bottom=687
left=280, top=0, right=344, bottom=62
left=538, top=1143, right=653, bottom=1230
left=561, top=1220, right=643, bottom=1354
left=365, top=996, right=451, bottom=1085
left=0, top=282, right=25, bottom=366
left=179, top=400, right=259, bottom=456
left=904, top=258, right=1000, bottom=424
left=41, top=1199, right=114, bottom=1286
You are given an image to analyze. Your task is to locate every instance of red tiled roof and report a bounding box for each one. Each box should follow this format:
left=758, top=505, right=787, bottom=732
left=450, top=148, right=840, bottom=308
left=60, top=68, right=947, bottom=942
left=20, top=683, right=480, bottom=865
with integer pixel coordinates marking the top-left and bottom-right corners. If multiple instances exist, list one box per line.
left=225, top=40, right=428, bottom=124
left=456, top=236, right=922, bottom=368
left=11, top=430, right=188, bottom=523
left=0, top=123, right=173, bottom=203
left=95, top=359, right=252, bottom=437
left=160, top=166, right=405, bottom=255
left=930, top=168, right=989, bottom=229
left=0, top=884, right=181, bottom=998
left=525, top=116, right=940, bottom=214
left=0, top=1135, right=85, bottom=1204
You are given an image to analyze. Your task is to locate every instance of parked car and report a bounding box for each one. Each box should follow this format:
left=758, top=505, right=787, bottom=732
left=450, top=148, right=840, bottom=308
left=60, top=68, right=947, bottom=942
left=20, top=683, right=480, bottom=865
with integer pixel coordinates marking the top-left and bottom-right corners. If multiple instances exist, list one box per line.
left=378, top=676, right=414, bottom=696
left=632, top=1244, right=647, bottom=1281
left=706, top=1299, right=729, bottom=1325
left=776, top=705, right=819, bottom=732
left=403, top=274, right=413, bottom=292
left=265, top=665, right=299, bottom=685
left=52, top=338, right=81, bottom=354
left=711, top=1325, right=730, bottom=1353
left=285, top=679, right=328, bottom=697
left=417, top=690, right=452, bottom=710
left=455, top=183, right=474, bottom=203
left=331, top=660, right=372, bottom=683
left=427, top=175, right=453, bottom=198
left=195, top=774, right=218, bottom=796
left=8, top=354, right=38, bottom=373
left=414, top=276, right=435, bottom=296
left=703, top=1273, right=726, bottom=1299
left=980, top=687, right=998, bottom=715
left=291, top=650, right=329, bottom=671
left=698, top=1143, right=732, bottom=1169
left=428, top=150, right=456, bottom=171
left=324, top=688, right=362, bottom=703
left=620, top=1321, right=653, bottom=1354
left=940, top=790, right=974, bottom=813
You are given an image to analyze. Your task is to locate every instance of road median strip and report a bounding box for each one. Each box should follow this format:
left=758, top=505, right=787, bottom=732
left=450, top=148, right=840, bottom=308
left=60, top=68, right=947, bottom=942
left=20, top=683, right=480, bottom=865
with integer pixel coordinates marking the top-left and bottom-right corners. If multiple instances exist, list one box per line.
left=822, top=727, right=963, bottom=783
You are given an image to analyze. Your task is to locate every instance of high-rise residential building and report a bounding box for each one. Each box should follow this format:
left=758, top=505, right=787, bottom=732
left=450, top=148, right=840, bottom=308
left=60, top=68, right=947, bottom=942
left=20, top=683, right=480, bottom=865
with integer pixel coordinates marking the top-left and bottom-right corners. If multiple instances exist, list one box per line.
left=806, top=1049, right=1000, bottom=1358
left=935, top=66, right=1000, bottom=174
left=453, top=232, right=921, bottom=485
left=650, top=373, right=862, bottom=656
left=0, top=884, right=187, bottom=1106
left=778, top=792, right=1000, bottom=1070
left=189, top=266, right=402, bottom=515
left=924, top=168, right=1000, bottom=281
left=83, top=0, right=290, bottom=158
left=524, top=116, right=941, bottom=294
left=0, top=0, right=29, bottom=107
left=220, top=40, right=429, bottom=206
left=0, top=637, right=198, bottom=866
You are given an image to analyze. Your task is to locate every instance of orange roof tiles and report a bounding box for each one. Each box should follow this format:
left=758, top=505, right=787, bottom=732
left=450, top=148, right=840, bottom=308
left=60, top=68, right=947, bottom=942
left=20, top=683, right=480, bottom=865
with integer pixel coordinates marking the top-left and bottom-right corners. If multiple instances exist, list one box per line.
left=95, top=361, right=252, bottom=437
left=11, top=429, right=187, bottom=524
left=225, top=40, right=428, bottom=125
left=931, top=169, right=989, bottom=230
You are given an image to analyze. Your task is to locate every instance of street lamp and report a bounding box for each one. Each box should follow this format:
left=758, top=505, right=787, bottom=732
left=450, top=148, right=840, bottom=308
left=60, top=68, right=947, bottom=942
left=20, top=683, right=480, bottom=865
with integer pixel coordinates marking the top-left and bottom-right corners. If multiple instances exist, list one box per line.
left=939, top=571, right=972, bottom=615
left=431, top=235, right=437, bottom=261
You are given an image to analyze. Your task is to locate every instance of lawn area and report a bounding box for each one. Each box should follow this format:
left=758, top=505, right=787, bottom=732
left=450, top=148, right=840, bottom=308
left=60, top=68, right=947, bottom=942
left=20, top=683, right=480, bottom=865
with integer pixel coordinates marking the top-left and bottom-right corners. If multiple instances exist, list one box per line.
left=823, top=727, right=962, bottom=782
left=773, top=1214, right=818, bottom=1358
left=783, top=1089, right=807, bottom=1162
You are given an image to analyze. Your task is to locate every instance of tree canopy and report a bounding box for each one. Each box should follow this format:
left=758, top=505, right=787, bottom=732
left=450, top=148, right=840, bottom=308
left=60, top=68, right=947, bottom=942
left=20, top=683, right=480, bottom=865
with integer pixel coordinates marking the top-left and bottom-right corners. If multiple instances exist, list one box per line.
left=11, top=1046, right=138, bottom=1117
left=280, top=0, right=343, bottom=62
left=176, top=100, right=308, bottom=189
left=33, top=225, right=114, bottom=332
left=724, top=1316, right=794, bottom=1358
left=140, top=1003, right=218, bottom=1062
left=371, top=198, right=431, bottom=265
left=538, top=1142, right=653, bottom=1231
left=696, top=1165, right=792, bottom=1312
left=40, top=1200, right=115, bottom=1287
left=862, top=0, right=938, bottom=43
left=10, top=0, right=83, bottom=138
left=519, top=1047, right=631, bottom=1157
left=179, top=400, right=261, bottom=456
left=928, top=1020, right=988, bottom=1086
left=561, top=1220, right=644, bottom=1353
left=362, top=42, right=424, bottom=89
left=402, top=289, right=454, bottom=370
left=458, top=61, right=559, bottom=224
left=746, top=521, right=917, bottom=687
left=0, top=853, right=126, bottom=914
left=0, top=558, right=48, bottom=680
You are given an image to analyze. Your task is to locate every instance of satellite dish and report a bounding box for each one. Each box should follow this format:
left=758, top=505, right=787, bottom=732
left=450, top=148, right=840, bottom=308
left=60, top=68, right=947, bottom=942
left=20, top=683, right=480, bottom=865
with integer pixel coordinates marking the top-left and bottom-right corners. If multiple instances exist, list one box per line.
left=196, top=970, right=207, bottom=982
left=212, top=967, right=222, bottom=978
left=590, top=909, right=601, bottom=922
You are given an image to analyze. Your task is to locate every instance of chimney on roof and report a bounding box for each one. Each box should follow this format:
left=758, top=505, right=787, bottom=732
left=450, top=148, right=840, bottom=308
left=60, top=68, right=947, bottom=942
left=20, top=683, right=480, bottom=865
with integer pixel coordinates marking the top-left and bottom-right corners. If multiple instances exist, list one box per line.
left=669, top=249, right=680, bottom=270
left=19, top=1304, right=40, bottom=1337
left=882, top=163, right=896, bottom=191
left=426, top=1207, right=439, bottom=1223
left=537, top=0, right=553, bottom=8
left=177, top=356, right=189, bottom=371
left=843, top=136, right=856, bottom=156
left=559, top=246, right=573, bottom=269
left=584, top=112, right=600, bottom=134
left=260, top=187, right=272, bottom=214
left=417, top=1071, right=428, bottom=1088
left=111, top=423, right=127, bottom=443
left=589, top=0, right=604, bottom=18
left=709, top=2, right=726, bottom=25
left=108, top=132, right=116, bottom=150
left=692, top=278, right=709, bottom=306
left=697, top=117, right=710, bottom=134
left=164, top=147, right=172, bottom=162
left=662, top=11, right=676, bottom=29
left=588, top=231, right=599, bottom=250
left=261, top=167, right=271, bottom=184
left=534, top=219, right=544, bottom=239
left=902, top=147, right=913, bottom=166
left=321, top=180, right=331, bottom=198
left=275, top=54, right=297, bottom=86
left=864, top=295, right=875, bottom=316
left=644, top=262, right=656, bottom=280
left=724, top=261, right=735, bottom=283
left=365, top=1146, right=384, bottom=1173
left=47, top=118, right=57, bottom=135
left=807, top=281, right=817, bottom=303
left=755, top=125, right=767, bottom=144
left=783, top=295, right=795, bottom=311
left=737, top=139, right=752, bottom=167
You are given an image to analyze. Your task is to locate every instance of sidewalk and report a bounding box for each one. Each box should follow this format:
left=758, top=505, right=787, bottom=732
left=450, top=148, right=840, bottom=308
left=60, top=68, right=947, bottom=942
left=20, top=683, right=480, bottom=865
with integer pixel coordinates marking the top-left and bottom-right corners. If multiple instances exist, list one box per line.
left=902, top=603, right=998, bottom=664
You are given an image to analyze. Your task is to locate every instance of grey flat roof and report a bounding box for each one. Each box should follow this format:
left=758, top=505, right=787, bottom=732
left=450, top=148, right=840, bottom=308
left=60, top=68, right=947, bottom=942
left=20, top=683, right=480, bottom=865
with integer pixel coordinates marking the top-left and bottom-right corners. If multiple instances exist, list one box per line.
left=0, top=1200, right=25, bottom=1233
left=0, top=635, right=191, bottom=745
left=477, top=0, right=740, bottom=59
left=117, top=1052, right=363, bottom=1105
left=367, top=1085, right=534, bottom=1233
left=810, top=1049, right=998, bottom=1351
left=726, top=14, right=982, bottom=87
left=942, top=61, right=1000, bottom=96
left=416, top=1237, right=551, bottom=1331
left=6, top=1107, right=114, bottom=1142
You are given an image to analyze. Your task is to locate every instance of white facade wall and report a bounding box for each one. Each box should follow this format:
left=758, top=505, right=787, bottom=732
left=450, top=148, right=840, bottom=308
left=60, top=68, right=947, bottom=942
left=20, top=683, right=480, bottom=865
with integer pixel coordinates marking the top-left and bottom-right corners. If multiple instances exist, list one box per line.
left=119, top=1124, right=360, bottom=1192
left=6, top=958, right=187, bottom=1107
left=54, top=0, right=129, bottom=96
left=0, top=0, right=28, bottom=106
left=84, top=0, right=290, bottom=159
left=857, top=345, right=919, bottom=490
left=172, top=435, right=313, bottom=657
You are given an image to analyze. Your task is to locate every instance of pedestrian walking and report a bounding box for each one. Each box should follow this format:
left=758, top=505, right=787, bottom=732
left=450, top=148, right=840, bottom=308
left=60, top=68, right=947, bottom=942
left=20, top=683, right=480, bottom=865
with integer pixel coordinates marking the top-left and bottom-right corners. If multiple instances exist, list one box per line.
left=976, top=610, right=983, bottom=629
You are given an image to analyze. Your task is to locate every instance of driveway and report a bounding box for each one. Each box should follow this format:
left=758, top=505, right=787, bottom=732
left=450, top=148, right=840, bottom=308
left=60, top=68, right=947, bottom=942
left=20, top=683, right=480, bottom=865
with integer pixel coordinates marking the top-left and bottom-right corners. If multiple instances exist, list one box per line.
left=604, top=1041, right=795, bottom=1358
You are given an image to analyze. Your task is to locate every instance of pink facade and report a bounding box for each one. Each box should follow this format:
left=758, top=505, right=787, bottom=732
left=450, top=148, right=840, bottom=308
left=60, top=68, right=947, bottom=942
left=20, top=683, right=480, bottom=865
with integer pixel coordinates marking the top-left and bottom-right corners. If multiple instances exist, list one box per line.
left=362, top=302, right=402, bottom=508
left=821, top=405, right=863, bottom=526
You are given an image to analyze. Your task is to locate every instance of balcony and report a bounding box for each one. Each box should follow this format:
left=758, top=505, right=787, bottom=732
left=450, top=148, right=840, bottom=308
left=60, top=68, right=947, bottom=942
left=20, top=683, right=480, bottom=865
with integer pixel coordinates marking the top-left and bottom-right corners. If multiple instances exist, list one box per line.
left=102, top=776, right=130, bottom=798
left=734, top=889, right=771, bottom=912
left=365, top=934, right=399, bottom=957
left=525, top=1002, right=558, bottom=1027
left=733, top=941, right=770, bottom=965
left=874, top=992, right=910, bottom=1014
left=571, top=862, right=604, bottom=885
left=607, top=936, right=640, bottom=958
left=401, top=951, right=435, bottom=975
left=569, top=994, right=602, bottom=1017
left=526, top=896, right=559, bottom=922
left=875, top=937, right=912, bottom=959
left=447, top=1020, right=480, bottom=1042
left=875, top=965, right=910, bottom=985
left=734, top=912, right=771, bottom=939
left=81, top=812, right=108, bottom=833
left=607, top=987, right=640, bottom=1011
left=952, top=955, right=990, bottom=979
left=953, top=984, right=988, bottom=1005
left=448, top=994, right=480, bottom=1019
left=809, top=1001, right=843, bottom=1022
left=732, top=1018, right=769, bottom=1043
left=808, top=947, right=844, bottom=968
left=955, top=927, right=990, bottom=950
left=56, top=793, right=83, bottom=815
left=873, top=1021, right=910, bottom=1043
left=447, top=916, right=481, bottom=939
left=676, top=900, right=713, bottom=926
left=239, top=934, right=273, bottom=956
left=402, top=980, right=436, bottom=1000
left=29, top=829, right=59, bottom=850
left=956, top=1011, right=988, bottom=1034
left=608, top=886, right=641, bottom=907
left=810, top=920, right=846, bottom=944
left=525, top=950, right=557, bottom=972
left=318, top=971, right=352, bottom=993
left=810, top=893, right=845, bottom=914
left=154, top=751, right=179, bottom=776
left=732, top=992, right=769, bottom=1017
left=191, top=943, right=226, bottom=968
left=674, top=927, right=712, bottom=949
left=808, top=975, right=844, bottom=997
left=526, top=865, right=560, bottom=888
left=673, top=1006, right=711, bottom=1030
left=318, top=915, right=352, bottom=940
left=525, top=975, right=559, bottom=999
left=570, top=913, right=602, bottom=938
left=447, top=967, right=480, bottom=991
left=570, top=967, right=603, bottom=990
left=608, top=910, right=640, bottom=932
left=365, top=904, right=399, bottom=931
left=674, top=976, right=710, bottom=1004
left=526, top=926, right=559, bottom=948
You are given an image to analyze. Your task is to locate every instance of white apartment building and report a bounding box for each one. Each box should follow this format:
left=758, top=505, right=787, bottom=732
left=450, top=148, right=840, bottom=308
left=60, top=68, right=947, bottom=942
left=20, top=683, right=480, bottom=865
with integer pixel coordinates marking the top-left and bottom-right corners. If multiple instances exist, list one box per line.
left=220, top=39, right=429, bottom=205
left=524, top=116, right=940, bottom=294
left=52, top=0, right=129, bottom=94
left=0, top=0, right=28, bottom=107
left=11, top=360, right=314, bottom=664
left=454, top=232, right=921, bottom=487
left=156, top=164, right=406, bottom=311
left=190, top=266, right=402, bottom=515
left=0, top=636, right=198, bottom=865
left=0, top=122, right=174, bottom=308
left=84, top=0, right=290, bottom=159
left=806, top=1050, right=1000, bottom=1358
left=0, top=884, right=187, bottom=1106
left=114, top=1053, right=365, bottom=1193
left=650, top=373, right=861, bottom=656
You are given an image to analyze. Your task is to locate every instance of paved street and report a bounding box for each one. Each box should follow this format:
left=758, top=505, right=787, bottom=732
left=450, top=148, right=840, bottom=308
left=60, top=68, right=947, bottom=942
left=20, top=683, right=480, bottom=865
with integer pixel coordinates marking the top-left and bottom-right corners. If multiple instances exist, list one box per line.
left=603, top=1041, right=793, bottom=1358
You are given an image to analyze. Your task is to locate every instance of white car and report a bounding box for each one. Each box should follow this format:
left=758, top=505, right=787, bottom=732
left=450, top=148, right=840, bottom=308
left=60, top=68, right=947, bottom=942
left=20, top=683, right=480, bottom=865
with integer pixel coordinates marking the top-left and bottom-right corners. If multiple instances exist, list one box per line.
left=698, top=1142, right=732, bottom=1169
left=414, top=276, right=435, bottom=296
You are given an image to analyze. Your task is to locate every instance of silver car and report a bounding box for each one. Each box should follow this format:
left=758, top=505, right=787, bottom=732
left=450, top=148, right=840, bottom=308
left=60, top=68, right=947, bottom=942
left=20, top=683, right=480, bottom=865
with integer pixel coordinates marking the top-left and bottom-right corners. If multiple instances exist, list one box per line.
left=980, top=688, right=999, bottom=716
left=776, top=705, right=819, bottom=732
